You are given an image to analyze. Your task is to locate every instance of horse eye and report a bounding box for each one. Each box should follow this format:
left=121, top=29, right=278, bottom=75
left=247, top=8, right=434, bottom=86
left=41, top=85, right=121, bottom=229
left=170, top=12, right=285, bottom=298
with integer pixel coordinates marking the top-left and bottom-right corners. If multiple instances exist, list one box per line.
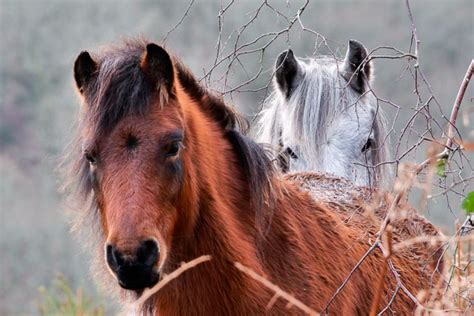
left=286, top=147, right=298, bottom=159
left=84, top=152, right=97, bottom=165
left=165, top=141, right=181, bottom=157
left=361, top=138, right=375, bottom=153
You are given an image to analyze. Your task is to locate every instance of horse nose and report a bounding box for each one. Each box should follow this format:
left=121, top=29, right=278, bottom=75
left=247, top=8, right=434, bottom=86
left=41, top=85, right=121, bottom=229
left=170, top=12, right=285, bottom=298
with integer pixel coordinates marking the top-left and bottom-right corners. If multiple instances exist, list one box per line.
left=136, top=239, right=159, bottom=266
left=106, top=239, right=160, bottom=290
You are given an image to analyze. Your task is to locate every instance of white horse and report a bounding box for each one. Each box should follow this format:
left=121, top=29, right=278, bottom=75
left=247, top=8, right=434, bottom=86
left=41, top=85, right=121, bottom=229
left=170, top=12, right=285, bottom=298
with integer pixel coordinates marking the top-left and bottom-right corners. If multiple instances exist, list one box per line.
left=255, top=40, right=392, bottom=188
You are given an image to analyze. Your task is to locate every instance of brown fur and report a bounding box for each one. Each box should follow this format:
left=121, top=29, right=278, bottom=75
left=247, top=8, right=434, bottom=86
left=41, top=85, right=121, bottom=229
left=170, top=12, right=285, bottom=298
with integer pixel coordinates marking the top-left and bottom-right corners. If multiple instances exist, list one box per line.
left=287, top=172, right=446, bottom=278
left=67, top=39, right=441, bottom=315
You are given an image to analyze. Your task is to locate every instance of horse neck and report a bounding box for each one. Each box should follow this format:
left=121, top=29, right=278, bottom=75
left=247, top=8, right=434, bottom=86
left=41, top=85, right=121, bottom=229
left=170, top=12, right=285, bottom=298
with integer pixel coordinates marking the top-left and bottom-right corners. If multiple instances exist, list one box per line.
left=152, top=89, right=383, bottom=313
left=152, top=86, right=271, bottom=313
left=174, top=84, right=258, bottom=245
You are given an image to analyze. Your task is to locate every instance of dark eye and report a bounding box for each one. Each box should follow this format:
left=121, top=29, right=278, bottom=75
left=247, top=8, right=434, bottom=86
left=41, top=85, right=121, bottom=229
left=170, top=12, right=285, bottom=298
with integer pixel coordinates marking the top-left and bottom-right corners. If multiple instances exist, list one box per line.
left=286, top=147, right=298, bottom=159
left=165, top=141, right=181, bottom=157
left=361, top=138, right=375, bottom=153
left=84, top=152, right=97, bottom=165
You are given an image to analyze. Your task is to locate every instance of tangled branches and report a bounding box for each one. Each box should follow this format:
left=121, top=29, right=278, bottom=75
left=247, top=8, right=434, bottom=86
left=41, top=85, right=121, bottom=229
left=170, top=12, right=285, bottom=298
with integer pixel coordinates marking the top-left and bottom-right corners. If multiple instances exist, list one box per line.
left=142, top=0, right=473, bottom=314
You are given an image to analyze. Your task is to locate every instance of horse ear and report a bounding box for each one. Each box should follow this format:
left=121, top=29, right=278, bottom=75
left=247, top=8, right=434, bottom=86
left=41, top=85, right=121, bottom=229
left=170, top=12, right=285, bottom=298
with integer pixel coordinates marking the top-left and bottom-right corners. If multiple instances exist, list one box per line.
left=275, top=49, right=300, bottom=98
left=342, top=40, right=372, bottom=93
left=141, top=43, right=174, bottom=94
left=74, top=51, right=97, bottom=94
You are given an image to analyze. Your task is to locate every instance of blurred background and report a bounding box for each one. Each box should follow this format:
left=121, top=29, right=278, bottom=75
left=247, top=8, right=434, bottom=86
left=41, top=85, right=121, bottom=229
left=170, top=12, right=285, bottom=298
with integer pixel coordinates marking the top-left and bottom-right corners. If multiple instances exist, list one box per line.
left=1, top=0, right=472, bottom=314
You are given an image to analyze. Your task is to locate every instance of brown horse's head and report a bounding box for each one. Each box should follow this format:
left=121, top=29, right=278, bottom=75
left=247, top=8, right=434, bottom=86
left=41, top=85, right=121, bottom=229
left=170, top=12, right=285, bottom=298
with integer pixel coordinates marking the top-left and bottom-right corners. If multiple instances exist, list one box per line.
left=73, top=41, right=197, bottom=291
left=71, top=39, right=273, bottom=296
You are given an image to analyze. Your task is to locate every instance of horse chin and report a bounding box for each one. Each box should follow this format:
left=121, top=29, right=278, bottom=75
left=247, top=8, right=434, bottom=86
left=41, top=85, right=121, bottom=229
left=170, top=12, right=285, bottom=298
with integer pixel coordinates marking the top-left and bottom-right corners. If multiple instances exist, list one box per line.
left=117, top=269, right=160, bottom=291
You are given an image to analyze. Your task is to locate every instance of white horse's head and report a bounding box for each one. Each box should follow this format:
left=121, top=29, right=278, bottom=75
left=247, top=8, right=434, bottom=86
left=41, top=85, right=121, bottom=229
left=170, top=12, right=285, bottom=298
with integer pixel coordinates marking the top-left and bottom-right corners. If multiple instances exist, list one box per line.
left=255, top=40, right=392, bottom=188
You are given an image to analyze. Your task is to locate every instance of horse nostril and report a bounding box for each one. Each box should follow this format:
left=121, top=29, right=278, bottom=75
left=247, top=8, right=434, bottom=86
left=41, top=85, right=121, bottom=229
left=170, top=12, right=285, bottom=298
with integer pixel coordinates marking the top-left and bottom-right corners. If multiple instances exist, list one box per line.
left=106, top=244, right=119, bottom=272
left=106, top=244, right=125, bottom=272
left=136, top=239, right=159, bottom=266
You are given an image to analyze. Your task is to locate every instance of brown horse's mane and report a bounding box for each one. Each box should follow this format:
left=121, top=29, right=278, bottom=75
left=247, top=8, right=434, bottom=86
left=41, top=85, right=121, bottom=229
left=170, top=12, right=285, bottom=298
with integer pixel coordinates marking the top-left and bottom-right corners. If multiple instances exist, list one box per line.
left=79, top=38, right=244, bottom=137
left=173, top=58, right=275, bottom=220
left=64, top=38, right=275, bottom=242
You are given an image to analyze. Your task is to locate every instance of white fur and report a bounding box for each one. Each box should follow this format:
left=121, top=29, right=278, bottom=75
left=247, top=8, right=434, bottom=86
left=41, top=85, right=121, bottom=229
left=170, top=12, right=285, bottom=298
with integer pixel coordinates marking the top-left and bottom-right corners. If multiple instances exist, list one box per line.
left=255, top=56, right=392, bottom=188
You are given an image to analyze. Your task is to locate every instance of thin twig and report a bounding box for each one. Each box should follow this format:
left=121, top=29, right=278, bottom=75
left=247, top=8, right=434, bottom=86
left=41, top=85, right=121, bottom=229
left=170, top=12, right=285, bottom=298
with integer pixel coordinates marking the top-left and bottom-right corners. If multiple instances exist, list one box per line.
left=234, top=262, right=319, bottom=315
left=131, top=255, right=212, bottom=310
left=323, top=242, right=379, bottom=312
left=445, top=59, right=474, bottom=148
left=161, top=0, right=195, bottom=43
left=405, top=0, right=420, bottom=65
left=370, top=229, right=393, bottom=316
left=392, top=233, right=474, bottom=253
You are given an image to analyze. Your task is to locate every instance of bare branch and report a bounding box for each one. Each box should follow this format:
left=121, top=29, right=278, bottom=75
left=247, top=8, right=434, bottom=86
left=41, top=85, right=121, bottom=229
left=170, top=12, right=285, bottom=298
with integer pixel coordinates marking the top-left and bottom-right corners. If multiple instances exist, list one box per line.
left=152, top=1, right=474, bottom=312
left=234, top=262, right=319, bottom=315
left=445, top=60, right=474, bottom=148
left=161, top=0, right=195, bottom=43
left=131, top=255, right=212, bottom=311
left=370, top=229, right=393, bottom=316
left=323, top=242, right=379, bottom=312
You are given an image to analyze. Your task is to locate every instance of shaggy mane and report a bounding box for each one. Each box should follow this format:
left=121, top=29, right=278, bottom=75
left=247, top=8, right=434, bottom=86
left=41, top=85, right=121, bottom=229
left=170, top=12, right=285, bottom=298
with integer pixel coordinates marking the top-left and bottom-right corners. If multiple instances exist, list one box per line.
left=63, top=38, right=276, bottom=250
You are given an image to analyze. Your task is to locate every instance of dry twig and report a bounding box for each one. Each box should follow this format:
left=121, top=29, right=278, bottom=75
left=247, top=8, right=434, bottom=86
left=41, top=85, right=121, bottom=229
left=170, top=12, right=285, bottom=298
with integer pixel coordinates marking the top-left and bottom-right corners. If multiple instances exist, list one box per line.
left=370, top=229, right=393, bottom=316
left=234, top=262, right=319, bottom=316
left=130, top=255, right=212, bottom=311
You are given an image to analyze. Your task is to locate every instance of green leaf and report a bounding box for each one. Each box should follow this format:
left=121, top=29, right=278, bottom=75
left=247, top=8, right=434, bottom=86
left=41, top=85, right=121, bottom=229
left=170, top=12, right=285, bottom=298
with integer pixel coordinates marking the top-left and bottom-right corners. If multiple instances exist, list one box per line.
left=462, top=191, right=474, bottom=215
left=436, top=158, right=447, bottom=177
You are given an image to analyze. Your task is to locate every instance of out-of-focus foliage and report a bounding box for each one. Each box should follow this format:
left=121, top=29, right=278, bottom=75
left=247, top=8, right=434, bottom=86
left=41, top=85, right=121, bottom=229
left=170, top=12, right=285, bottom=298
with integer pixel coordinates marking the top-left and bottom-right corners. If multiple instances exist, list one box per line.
left=462, top=192, right=474, bottom=215
left=436, top=158, right=447, bottom=178
left=37, top=275, right=104, bottom=316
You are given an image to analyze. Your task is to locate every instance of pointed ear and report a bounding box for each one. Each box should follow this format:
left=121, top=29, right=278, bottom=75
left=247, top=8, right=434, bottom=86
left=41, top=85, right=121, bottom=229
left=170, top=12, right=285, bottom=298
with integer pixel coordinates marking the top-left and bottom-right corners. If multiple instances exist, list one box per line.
left=140, top=43, right=174, bottom=94
left=74, top=51, right=98, bottom=93
left=342, top=40, right=372, bottom=93
left=275, top=49, right=301, bottom=98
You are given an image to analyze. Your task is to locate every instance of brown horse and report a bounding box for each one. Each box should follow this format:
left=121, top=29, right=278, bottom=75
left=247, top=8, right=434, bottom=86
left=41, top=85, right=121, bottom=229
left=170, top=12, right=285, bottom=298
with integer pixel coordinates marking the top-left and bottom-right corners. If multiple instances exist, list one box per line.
left=67, top=39, right=440, bottom=315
